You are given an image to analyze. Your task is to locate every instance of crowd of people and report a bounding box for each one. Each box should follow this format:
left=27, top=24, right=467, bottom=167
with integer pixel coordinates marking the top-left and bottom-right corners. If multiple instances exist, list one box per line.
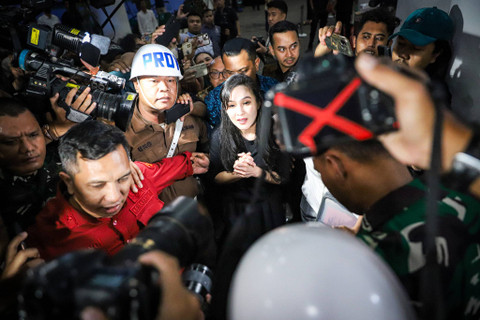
left=0, top=0, right=480, bottom=319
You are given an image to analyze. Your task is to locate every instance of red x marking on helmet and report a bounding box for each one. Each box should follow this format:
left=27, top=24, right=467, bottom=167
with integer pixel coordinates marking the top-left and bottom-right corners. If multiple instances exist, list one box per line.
left=273, top=77, right=373, bottom=154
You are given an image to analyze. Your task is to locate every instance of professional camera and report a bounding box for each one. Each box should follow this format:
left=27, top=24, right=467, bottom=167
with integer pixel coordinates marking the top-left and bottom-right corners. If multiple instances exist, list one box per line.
left=17, top=23, right=136, bottom=131
left=19, top=49, right=136, bottom=131
left=19, top=197, right=214, bottom=320
left=24, top=23, right=111, bottom=65
left=265, top=54, right=396, bottom=156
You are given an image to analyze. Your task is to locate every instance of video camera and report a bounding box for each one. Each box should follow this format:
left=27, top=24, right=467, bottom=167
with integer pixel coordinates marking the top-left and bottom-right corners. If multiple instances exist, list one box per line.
left=15, top=23, right=137, bottom=131
left=19, top=197, right=214, bottom=320
left=265, top=54, right=397, bottom=156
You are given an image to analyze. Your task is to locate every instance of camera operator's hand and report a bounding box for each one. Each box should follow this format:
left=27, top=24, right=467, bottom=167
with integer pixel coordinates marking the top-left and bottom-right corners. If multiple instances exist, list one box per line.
left=151, top=25, right=166, bottom=44
left=315, top=20, right=342, bottom=57
left=191, top=152, right=209, bottom=175
left=355, top=54, right=472, bottom=172
left=130, top=161, right=144, bottom=193
left=66, top=86, right=97, bottom=112
left=50, top=85, right=96, bottom=117
left=139, top=251, right=203, bottom=320
left=1, top=232, right=44, bottom=280
left=47, top=84, right=97, bottom=140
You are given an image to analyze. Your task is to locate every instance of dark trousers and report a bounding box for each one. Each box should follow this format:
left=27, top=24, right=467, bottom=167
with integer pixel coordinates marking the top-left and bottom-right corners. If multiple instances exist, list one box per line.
left=308, top=0, right=329, bottom=49
left=336, top=0, right=354, bottom=39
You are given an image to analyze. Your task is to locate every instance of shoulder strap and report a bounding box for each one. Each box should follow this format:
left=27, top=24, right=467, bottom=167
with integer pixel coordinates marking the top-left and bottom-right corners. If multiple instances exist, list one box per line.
left=166, top=119, right=184, bottom=158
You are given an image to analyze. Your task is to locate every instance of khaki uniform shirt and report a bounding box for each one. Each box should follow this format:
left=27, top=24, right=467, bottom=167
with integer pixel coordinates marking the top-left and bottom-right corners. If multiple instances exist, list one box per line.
left=125, top=106, right=208, bottom=204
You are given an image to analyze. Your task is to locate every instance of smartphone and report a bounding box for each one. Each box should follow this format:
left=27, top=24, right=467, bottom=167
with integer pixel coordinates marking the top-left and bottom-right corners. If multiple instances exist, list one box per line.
left=155, top=16, right=181, bottom=46
left=165, top=102, right=190, bottom=124
left=188, top=33, right=211, bottom=47
left=182, top=42, right=193, bottom=56
left=325, top=34, right=354, bottom=57
left=317, top=194, right=357, bottom=228
left=190, top=63, right=208, bottom=78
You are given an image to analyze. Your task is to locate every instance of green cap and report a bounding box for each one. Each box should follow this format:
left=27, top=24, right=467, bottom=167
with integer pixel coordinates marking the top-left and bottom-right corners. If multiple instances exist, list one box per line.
left=389, top=7, right=453, bottom=46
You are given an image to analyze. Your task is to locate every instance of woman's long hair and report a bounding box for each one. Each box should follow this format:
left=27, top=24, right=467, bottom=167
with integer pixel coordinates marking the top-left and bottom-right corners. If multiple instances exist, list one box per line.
left=219, top=74, right=281, bottom=180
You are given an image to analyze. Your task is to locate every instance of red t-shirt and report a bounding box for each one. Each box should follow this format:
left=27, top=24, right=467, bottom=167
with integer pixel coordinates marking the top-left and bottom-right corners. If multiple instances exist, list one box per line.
left=27, top=152, right=193, bottom=261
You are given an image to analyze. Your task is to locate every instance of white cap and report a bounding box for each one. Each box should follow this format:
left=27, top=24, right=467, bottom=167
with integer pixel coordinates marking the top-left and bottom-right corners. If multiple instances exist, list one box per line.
left=130, top=44, right=183, bottom=80
left=229, top=223, right=415, bottom=320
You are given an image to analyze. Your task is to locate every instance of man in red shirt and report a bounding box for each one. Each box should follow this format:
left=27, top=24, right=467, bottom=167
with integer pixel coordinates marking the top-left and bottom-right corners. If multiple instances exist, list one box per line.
left=27, top=120, right=209, bottom=261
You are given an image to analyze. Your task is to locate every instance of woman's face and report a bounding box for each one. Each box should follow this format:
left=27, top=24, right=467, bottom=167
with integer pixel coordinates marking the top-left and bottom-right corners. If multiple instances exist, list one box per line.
left=225, top=85, right=259, bottom=132
left=195, top=53, right=213, bottom=66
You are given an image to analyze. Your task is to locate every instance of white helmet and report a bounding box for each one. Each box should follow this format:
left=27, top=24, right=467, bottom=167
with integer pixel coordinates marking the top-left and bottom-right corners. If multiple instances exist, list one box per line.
left=229, top=223, right=415, bottom=320
left=130, top=44, right=183, bottom=80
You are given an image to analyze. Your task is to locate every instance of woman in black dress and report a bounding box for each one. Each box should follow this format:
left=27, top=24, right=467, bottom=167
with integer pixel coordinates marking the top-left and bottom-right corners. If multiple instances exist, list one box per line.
left=208, top=74, right=290, bottom=244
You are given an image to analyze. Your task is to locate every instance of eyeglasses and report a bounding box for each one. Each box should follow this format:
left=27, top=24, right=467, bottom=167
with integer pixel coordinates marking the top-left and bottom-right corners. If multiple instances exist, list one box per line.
left=208, top=70, right=228, bottom=79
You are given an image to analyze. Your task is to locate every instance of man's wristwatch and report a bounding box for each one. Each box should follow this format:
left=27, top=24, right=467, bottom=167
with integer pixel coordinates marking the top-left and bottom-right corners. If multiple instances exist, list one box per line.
left=444, top=131, right=480, bottom=192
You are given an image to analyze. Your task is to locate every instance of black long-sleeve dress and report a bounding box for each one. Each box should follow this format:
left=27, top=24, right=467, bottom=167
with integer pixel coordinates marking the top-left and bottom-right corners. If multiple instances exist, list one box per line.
left=208, top=128, right=291, bottom=243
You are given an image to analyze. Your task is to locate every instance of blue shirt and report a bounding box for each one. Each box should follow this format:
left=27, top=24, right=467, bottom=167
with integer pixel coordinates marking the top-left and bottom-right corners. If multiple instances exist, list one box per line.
left=204, top=74, right=278, bottom=134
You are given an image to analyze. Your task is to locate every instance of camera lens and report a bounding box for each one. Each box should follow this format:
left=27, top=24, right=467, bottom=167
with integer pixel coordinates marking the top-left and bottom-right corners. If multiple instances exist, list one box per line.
left=182, top=263, right=213, bottom=306
left=92, top=90, right=136, bottom=132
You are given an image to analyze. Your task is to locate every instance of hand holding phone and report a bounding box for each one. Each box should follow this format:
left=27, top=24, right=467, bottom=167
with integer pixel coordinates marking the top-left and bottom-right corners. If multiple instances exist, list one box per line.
left=182, top=42, right=193, bottom=57
left=325, top=34, right=354, bottom=57
left=189, top=63, right=208, bottom=78
left=194, top=33, right=211, bottom=47
left=155, top=16, right=181, bottom=46
left=165, top=102, right=190, bottom=124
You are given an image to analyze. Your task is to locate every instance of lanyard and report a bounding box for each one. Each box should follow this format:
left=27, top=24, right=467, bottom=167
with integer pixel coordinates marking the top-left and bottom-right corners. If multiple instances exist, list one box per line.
left=167, top=119, right=183, bottom=158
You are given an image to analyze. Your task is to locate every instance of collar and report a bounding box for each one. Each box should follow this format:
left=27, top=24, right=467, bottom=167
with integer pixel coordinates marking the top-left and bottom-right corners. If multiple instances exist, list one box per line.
left=186, top=31, right=199, bottom=37
left=57, top=183, right=126, bottom=227
left=130, top=105, right=167, bottom=133
left=0, top=167, right=39, bottom=183
left=364, top=178, right=449, bottom=230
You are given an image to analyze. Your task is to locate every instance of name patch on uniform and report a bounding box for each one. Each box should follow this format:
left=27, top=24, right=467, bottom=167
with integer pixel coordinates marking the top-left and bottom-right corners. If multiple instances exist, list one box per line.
left=143, top=52, right=180, bottom=71
left=138, top=141, right=152, bottom=152
left=130, top=189, right=155, bottom=216
left=182, top=124, right=194, bottom=131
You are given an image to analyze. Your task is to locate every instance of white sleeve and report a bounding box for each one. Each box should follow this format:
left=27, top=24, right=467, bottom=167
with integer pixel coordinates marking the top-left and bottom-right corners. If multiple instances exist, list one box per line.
left=150, top=11, right=158, bottom=28
left=53, top=15, right=60, bottom=26
left=137, top=13, right=145, bottom=35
